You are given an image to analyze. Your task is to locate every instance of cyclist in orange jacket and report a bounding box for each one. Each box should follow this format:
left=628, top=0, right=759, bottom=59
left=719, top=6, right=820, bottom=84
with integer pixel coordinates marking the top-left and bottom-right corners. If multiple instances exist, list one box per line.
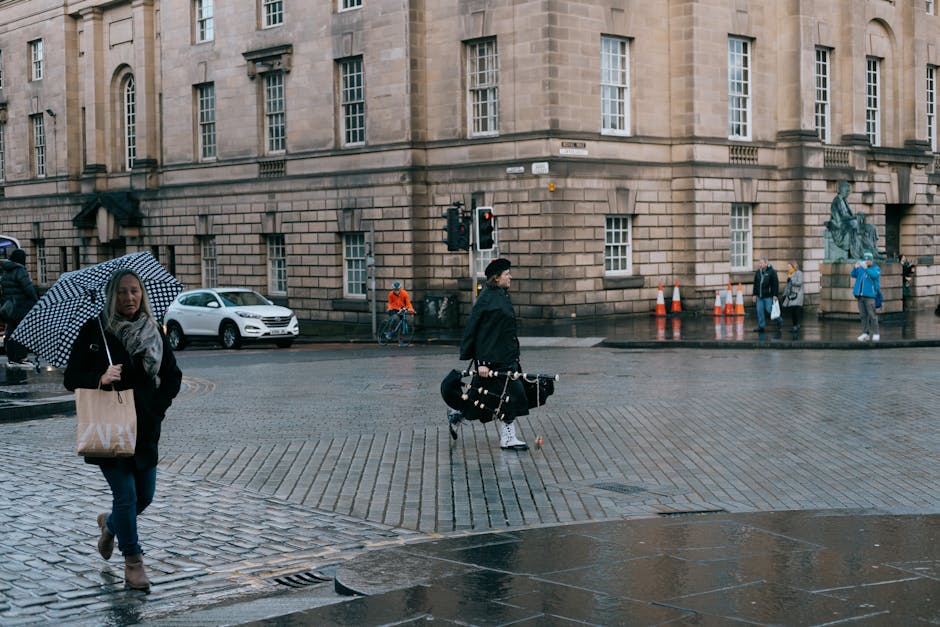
left=385, top=282, right=415, bottom=345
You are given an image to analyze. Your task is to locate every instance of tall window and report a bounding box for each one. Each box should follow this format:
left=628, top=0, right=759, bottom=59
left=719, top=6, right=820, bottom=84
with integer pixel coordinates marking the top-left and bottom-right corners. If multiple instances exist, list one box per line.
left=264, top=71, right=286, bottom=153
left=262, top=0, right=283, bottom=27
left=929, top=1, right=936, bottom=15
left=340, top=0, right=362, bottom=9
left=928, top=66, right=937, bottom=152
left=467, top=38, right=499, bottom=137
left=343, top=232, right=366, bottom=298
left=268, top=234, right=287, bottom=294
left=197, top=82, right=217, bottom=160
left=866, top=57, right=881, bottom=146
left=340, top=57, right=365, bottom=146
left=728, top=37, right=751, bottom=140
left=730, top=204, right=752, bottom=271
left=124, top=75, right=137, bottom=170
left=600, top=36, right=630, bottom=135
left=814, top=47, right=831, bottom=144
left=604, top=216, right=633, bottom=276
left=201, top=237, right=217, bottom=287
left=196, top=0, right=214, bottom=42
left=29, top=39, right=43, bottom=81
left=30, top=114, right=46, bottom=177
left=0, top=124, right=5, bottom=181
left=34, top=241, right=47, bottom=285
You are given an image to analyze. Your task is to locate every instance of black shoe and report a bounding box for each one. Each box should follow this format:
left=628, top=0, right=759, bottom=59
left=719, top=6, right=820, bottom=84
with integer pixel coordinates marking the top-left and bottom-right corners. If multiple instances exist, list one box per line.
left=753, top=327, right=765, bottom=333
left=447, top=409, right=464, bottom=440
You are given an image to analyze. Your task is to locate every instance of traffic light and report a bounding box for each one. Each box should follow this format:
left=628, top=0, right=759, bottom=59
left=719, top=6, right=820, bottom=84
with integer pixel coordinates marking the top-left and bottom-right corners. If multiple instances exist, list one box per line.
left=443, top=203, right=470, bottom=251
left=476, top=207, right=496, bottom=251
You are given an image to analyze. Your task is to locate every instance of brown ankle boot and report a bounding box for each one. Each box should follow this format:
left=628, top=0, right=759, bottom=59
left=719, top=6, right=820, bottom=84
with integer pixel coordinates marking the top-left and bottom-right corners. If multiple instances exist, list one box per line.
left=96, top=513, right=115, bottom=560
left=124, top=554, right=151, bottom=592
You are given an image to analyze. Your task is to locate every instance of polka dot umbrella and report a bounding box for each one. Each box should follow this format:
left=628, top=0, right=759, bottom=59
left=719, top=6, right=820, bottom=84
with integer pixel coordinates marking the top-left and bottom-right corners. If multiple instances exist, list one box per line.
left=11, top=252, right=183, bottom=368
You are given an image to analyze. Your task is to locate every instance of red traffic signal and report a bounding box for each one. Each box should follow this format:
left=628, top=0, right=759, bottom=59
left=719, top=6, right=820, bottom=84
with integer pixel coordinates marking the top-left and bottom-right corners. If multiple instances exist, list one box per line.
left=476, top=207, right=496, bottom=251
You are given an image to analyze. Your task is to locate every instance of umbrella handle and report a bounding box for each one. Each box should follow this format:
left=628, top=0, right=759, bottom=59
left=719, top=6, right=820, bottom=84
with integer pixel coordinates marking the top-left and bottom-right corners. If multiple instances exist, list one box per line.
left=96, top=315, right=114, bottom=366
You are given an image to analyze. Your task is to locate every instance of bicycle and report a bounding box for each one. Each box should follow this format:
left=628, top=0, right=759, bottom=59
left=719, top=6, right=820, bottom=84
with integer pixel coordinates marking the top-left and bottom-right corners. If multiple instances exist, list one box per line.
left=378, top=309, right=415, bottom=346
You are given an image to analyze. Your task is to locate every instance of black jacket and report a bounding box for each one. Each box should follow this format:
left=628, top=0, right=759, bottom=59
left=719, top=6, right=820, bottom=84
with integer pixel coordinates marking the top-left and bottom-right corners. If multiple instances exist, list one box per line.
left=459, top=286, right=520, bottom=368
left=64, top=316, right=182, bottom=470
left=753, top=266, right=780, bottom=299
left=1, top=259, right=38, bottom=321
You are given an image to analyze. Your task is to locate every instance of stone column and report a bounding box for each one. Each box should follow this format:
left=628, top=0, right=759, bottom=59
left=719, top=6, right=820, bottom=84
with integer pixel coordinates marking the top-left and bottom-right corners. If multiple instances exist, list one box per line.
left=79, top=8, right=106, bottom=193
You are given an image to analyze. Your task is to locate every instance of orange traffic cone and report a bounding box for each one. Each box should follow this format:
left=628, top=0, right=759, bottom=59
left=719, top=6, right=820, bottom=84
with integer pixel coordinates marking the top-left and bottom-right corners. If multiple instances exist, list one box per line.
left=670, top=281, right=682, bottom=313
left=712, top=290, right=722, bottom=317
left=654, top=284, right=666, bottom=316
left=723, top=283, right=734, bottom=317
left=734, top=283, right=746, bottom=316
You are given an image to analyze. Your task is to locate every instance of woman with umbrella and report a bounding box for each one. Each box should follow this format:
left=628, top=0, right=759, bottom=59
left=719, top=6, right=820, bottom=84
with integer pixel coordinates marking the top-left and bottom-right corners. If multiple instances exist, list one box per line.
left=64, top=269, right=182, bottom=592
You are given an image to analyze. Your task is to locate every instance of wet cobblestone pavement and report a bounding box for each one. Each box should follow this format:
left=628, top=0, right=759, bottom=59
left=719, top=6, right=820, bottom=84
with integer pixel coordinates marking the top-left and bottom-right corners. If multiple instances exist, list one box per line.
left=0, top=316, right=939, bottom=625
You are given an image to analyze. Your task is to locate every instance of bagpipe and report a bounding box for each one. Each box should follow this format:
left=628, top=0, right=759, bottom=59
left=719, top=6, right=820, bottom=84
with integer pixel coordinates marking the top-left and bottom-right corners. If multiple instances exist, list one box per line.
left=441, top=364, right=559, bottom=423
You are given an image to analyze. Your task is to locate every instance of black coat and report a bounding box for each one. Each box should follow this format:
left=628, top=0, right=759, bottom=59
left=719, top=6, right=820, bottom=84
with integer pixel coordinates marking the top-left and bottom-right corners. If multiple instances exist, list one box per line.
left=459, top=286, right=520, bottom=368
left=753, top=266, right=780, bottom=299
left=1, top=259, right=38, bottom=321
left=64, top=317, right=182, bottom=470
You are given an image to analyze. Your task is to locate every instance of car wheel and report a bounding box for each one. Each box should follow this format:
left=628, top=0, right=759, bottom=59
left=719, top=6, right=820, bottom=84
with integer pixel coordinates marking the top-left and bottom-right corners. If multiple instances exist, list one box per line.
left=166, top=322, right=186, bottom=351
left=275, top=339, right=294, bottom=348
left=220, top=321, right=242, bottom=349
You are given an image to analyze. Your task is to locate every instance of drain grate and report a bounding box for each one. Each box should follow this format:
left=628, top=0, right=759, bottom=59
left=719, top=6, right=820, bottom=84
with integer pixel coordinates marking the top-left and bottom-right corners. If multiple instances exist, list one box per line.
left=271, top=570, right=333, bottom=588
left=591, top=482, right=647, bottom=495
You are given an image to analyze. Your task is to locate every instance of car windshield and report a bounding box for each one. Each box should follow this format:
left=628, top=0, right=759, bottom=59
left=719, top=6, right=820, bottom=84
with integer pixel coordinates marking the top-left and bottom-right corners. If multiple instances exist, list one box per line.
left=217, top=291, right=269, bottom=307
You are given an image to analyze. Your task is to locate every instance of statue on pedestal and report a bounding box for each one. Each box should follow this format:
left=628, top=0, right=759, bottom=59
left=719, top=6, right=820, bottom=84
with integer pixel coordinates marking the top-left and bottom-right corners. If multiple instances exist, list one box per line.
left=824, top=181, right=880, bottom=261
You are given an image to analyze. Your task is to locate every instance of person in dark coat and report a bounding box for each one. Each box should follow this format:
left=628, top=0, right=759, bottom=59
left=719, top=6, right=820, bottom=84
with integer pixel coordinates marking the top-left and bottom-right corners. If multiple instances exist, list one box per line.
left=458, top=258, right=529, bottom=450
left=64, top=269, right=182, bottom=592
left=1, top=248, right=39, bottom=365
left=751, top=256, right=781, bottom=333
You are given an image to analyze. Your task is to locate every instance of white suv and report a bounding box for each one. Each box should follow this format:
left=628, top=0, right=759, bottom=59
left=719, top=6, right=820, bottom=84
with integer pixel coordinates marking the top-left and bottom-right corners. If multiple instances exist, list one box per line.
left=164, top=288, right=299, bottom=350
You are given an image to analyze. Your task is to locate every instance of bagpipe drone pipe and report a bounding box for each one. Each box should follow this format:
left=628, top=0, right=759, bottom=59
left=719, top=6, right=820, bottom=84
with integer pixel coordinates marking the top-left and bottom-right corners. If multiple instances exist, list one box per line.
left=441, top=365, right=559, bottom=423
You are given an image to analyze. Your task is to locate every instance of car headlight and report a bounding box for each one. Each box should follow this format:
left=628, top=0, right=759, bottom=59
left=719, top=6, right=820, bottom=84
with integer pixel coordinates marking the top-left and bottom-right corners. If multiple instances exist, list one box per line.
left=235, top=311, right=262, bottom=319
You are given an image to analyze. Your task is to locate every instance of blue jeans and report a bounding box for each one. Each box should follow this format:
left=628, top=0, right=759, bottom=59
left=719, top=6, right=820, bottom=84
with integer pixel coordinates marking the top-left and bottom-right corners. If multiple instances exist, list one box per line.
left=99, top=460, right=157, bottom=557
left=755, top=297, right=780, bottom=330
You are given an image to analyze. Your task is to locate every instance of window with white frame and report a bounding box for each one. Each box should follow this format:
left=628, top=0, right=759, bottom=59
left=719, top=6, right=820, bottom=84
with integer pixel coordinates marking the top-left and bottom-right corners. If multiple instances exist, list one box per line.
left=268, top=234, right=287, bottom=294
left=29, top=39, right=43, bottom=81
left=866, top=57, right=881, bottom=146
left=264, top=71, right=285, bottom=153
left=340, top=56, right=365, bottom=146
left=0, top=124, right=5, bottom=181
left=340, top=0, right=362, bottom=10
left=728, top=37, right=751, bottom=140
left=604, top=216, right=633, bottom=275
left=197, top=82, right=217, bottom=160
left=262, top=0, right=283, bottom=28
left=201, top=237, right=217, bottom=287
left=34, top=241, right=46, bottom=285
left=343, top=232, right=367, bottom=298
left=814, top=47, right=831, bottom=144
left=196, top=0, right=214, bottom=42
left=124, top=75, right=137, bottom=170
left=600, top=35, right=630, bottom=135
left=30, top=114, right=46, bottom=177
left=929, top=1, right=936, bottom=15
left=467, top=38, right=499, bottom=137
left=730, top=204, right=752, bottom=271
left=928, top=65, right=937, bottom=152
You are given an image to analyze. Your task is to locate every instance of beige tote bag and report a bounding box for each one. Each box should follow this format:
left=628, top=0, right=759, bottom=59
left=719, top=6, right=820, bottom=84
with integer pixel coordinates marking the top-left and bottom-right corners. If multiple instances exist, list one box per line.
left=75, top=317, right=137, bottom=457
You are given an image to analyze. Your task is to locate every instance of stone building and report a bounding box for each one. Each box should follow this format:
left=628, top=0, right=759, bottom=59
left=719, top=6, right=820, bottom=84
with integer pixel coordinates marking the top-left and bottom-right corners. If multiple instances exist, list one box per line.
left=0, top=0, right=936, bottom=328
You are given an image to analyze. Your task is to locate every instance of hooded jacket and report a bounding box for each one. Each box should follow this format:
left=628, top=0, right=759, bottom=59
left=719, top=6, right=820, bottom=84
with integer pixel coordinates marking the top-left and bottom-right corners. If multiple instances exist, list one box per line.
left=1, top=259, right=39, bottom=321
left=851, top=263, right=881, bottom=298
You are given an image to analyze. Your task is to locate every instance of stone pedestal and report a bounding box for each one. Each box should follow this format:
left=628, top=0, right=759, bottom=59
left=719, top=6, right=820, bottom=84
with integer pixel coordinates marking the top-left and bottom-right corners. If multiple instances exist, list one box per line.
left=819, top=262, right=903, bottom=319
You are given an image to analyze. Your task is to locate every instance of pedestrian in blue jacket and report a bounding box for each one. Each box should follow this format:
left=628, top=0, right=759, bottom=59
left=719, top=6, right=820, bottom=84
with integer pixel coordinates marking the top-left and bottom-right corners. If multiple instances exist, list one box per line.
left=851, top=251, right=881, bottom=341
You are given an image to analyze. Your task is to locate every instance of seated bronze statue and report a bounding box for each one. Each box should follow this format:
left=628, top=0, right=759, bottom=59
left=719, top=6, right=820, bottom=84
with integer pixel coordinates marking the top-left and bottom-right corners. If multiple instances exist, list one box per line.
left=825, top=181, right=879, bottom=260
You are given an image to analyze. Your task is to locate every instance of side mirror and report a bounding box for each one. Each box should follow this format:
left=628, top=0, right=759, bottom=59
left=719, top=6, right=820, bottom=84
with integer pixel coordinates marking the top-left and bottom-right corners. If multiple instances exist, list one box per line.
left=206, top=301, right=220, bottom=309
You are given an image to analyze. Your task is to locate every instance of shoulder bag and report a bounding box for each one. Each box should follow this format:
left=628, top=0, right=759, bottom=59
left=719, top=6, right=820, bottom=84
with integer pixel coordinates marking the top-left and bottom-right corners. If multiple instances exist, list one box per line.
left=75, top=317, right=137, bottom=457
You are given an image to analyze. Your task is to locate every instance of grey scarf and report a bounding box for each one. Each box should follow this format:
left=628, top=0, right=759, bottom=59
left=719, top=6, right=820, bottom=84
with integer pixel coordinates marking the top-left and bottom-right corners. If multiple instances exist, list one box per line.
left=112, top=314, right=164, bottom=386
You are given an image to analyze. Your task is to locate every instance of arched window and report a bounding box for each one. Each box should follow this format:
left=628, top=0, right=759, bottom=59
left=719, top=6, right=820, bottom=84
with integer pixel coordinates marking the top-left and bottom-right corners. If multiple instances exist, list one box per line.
left=124, top=75, right=136, bottom=170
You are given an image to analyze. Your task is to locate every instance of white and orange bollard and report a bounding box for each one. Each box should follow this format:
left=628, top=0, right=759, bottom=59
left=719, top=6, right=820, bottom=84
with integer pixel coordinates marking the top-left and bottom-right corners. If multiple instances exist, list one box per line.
left=734, top=283, right=746, bottom=316
left=723, top=282, right=734, bottom=317
left=712, top=290, right=723, bottom=317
